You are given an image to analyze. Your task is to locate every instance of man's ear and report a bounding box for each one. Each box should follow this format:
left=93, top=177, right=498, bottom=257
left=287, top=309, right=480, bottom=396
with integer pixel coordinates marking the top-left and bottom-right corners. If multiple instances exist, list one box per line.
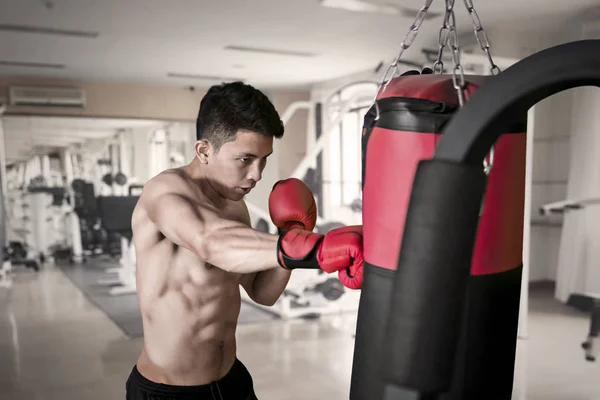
left=194, top=139, right=211, bottom=164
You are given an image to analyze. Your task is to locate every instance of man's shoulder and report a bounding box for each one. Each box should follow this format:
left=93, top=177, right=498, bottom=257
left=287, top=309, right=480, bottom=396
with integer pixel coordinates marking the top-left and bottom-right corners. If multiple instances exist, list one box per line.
left=144, top=169, right=190, bottom=197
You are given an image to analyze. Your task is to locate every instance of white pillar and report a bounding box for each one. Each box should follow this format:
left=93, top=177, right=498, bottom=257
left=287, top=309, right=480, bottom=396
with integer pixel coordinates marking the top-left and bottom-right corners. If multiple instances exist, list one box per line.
left=130, top=127, right=150, bottom=183
left=518, top=107, right=535, bottom=339
left=41, top=155, right=51, bottom=186
left=0, top=106, right=7, bottom=247
left=62, top=149, right=83, bottom=263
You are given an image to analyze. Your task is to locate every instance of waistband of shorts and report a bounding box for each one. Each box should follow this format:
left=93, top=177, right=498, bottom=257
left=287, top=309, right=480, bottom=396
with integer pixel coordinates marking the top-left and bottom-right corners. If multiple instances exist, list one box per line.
left=128, top=365, right=216, bottom=395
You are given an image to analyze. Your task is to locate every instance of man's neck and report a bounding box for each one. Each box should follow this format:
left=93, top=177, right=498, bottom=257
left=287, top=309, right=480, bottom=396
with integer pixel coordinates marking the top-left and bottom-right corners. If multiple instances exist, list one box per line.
left=185, top=159, right=228, bottom=209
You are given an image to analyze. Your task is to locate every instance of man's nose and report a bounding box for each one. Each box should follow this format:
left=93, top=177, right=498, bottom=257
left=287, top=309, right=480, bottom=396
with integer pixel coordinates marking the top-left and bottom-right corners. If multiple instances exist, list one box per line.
left=247, top=163, right=262, bottom=182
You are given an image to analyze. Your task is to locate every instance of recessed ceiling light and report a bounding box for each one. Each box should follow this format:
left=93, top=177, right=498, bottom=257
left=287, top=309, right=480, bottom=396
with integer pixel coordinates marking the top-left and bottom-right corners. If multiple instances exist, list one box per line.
left=224, top=45, right=317, bottom=58
left=0, top=24, right=99, bottom=38
left=0, top=60, right=65, bottom=69
left=167, top=72, right=243, bottom=82
left=320, top=0, right=441, bottom=19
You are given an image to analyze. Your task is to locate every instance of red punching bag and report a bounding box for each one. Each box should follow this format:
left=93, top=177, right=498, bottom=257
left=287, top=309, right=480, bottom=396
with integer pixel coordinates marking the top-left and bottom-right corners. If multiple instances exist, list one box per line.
left=350, top=71, right=526, bottom=399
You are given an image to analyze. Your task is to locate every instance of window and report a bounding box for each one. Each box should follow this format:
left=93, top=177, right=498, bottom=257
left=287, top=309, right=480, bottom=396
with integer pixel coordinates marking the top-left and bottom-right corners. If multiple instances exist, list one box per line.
left=325, top=82, right=378, bottom=209
left=149, top=129, right=168, bottom=178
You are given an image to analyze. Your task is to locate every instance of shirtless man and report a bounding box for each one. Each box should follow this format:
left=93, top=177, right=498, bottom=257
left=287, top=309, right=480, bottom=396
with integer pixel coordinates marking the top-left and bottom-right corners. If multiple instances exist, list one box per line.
left=125, top=81, right=363, bottom=400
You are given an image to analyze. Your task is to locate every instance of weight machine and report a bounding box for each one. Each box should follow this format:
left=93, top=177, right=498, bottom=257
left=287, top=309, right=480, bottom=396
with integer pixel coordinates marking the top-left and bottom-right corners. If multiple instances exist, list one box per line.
left=89, top=132, right=140, bottom=296
left=95, top=195, right=139, bottom=296
left=539, top=197, right=600, bottom=363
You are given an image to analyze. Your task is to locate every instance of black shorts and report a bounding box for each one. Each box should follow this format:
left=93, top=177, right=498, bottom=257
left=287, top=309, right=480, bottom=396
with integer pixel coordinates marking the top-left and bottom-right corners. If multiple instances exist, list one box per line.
left=126, top=358, right=258, bottom=400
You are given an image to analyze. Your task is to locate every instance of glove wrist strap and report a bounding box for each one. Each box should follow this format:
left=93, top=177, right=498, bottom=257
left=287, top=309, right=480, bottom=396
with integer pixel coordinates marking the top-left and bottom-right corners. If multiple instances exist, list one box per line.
left=277, top=231, right=323, bottom=270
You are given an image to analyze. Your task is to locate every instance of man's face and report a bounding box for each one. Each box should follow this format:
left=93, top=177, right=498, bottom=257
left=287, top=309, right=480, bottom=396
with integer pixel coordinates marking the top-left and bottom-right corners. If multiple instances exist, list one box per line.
left=206, top=130, right=273, bottom=201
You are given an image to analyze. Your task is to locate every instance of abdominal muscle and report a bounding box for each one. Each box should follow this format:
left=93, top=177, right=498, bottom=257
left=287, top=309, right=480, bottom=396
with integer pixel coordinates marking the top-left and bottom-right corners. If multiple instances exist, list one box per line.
left=135, top=241, right=242, bottom=386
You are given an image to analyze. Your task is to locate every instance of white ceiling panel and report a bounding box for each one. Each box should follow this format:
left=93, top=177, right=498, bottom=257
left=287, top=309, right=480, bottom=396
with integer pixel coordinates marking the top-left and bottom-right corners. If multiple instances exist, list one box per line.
left=0, top=0, right=597, bottom=88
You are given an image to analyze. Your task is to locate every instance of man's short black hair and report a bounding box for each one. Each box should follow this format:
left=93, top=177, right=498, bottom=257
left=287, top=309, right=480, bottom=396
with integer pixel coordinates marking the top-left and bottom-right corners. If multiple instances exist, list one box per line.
left=196, top=81, right=284, bottom=151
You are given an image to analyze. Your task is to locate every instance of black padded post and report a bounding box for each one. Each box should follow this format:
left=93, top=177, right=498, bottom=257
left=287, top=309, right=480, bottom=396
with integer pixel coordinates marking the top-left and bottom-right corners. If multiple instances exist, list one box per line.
left=434, top=39, right=600, bottom=166
left=382, top=159, right=486, bottom=396
left=591, top=299, right=600, bottom=336
left=439, top=266, right=522, bottom=400
left=351, top=264, right=396, bottom=400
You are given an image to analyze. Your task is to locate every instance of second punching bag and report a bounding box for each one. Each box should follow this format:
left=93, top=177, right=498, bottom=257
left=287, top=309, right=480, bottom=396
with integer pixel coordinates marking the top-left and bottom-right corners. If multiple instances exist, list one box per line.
left=350, top=71, right=527, bottom=399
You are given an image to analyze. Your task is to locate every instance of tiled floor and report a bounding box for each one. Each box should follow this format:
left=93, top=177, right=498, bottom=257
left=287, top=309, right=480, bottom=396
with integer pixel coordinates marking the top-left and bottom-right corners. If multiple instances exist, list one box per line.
left=0, top=265, right=598, bottom=400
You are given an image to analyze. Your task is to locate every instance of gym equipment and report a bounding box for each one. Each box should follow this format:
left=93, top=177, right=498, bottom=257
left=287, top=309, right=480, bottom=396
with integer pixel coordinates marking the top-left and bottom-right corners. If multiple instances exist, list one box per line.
left=129, top=184, right=144, bottom=196
left=4, top=241, right=40, bottom=271
left=63, top=149, right=84, bottom=263
left=114, top=135, right=128, bottom=186
left=95, top=195, right=139, bottom=296
left=254, top=218, right=271, bottom=233
left=315, top=277, right=345, bottom=301
left=69, top=178, right=103, bottom=261
left=241, top=202, right=360, bottom=320
left=101, top=143, right=117, bottom=187
left=538, top=197, right=600, bottom=215
left=352, top=2, right=527, bottom=398
left=352, top=70, right=527, bottom=400
left=582, top=296, right=600, bottom=362
left=375, top=38, right=600, bottom=400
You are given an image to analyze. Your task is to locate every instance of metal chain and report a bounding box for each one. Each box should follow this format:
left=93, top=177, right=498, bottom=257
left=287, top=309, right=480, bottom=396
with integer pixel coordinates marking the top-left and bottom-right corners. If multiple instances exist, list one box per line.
left=463, top=0, right=500, bottom=75
left=432, top=0, right=455, bottom=74
left=463, top=0, right=497, bottom=172
left=483, top=148, right=494, bottom=175
left=371, top=0, right=435, bottom=119
left=445, top=1, right=466, bottom=106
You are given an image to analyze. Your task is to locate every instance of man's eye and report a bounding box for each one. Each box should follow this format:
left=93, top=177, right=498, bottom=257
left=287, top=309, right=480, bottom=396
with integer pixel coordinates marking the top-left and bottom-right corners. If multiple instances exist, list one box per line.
left=239, top=158, right=250, bottom=163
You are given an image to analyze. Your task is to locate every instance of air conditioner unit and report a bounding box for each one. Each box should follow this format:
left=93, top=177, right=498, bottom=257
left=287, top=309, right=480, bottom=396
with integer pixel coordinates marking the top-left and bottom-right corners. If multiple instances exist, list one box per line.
left=8, top=85, right=86, bottom=108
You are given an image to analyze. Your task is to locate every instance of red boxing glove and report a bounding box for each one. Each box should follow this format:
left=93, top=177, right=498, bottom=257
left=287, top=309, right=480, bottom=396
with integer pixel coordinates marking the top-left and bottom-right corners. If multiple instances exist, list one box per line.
left=269, top=178, right=317, bottom=232
left=277, top=225, right=363, bottom=286
left=335, top=227, right=364, bottom=289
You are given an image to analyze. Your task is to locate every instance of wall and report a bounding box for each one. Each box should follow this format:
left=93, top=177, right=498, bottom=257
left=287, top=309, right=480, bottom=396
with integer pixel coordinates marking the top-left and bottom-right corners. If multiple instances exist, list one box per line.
left=270, top=90, right=310, bottom=179
left=555, top=85, right=600, bottom=300
left=0, top=76, right=312, bottom=224
left=527, top=11, right=600, bottom=286
left=0, top=77, right=206, bottom=121
left=529, top=91, right=573, bottom=282
left=130, top=125, right=153, bottom=183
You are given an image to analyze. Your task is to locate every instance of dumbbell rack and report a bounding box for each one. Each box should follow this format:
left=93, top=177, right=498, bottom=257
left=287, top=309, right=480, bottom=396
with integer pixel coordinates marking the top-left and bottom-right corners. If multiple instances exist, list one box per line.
left=3, top=187, right=42, bottom=275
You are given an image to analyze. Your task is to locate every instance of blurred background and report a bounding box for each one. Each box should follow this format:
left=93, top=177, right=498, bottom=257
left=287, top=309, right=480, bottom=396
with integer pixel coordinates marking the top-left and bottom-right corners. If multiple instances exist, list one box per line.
left=0, top=0, right=599, bottom=399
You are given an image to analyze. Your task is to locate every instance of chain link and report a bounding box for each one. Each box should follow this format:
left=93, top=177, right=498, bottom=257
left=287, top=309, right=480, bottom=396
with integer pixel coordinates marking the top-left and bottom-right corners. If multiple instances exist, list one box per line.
left=463, top=0, right=500, bottom=75
left=371, top=0, right=435, bottom=119
left=445, top=1, right=466, bottom=106
left=483, top=147, right=494, bottom=175
left=463, top=0, right=498, bottom=172
left=432, top=0, right=454, bottom=74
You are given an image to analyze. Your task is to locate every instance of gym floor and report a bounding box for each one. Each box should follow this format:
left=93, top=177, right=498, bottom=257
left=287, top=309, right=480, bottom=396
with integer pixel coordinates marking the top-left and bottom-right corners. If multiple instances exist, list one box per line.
left=1, top=265, right=599, bottom=400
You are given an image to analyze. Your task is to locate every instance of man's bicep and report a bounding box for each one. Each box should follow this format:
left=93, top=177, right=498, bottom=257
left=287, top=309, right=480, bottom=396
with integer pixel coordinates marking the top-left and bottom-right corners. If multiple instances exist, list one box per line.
left=238, top=200, right=257, bottom=293
left=239, top=273, right=256, bottom=298
left=147, top=192, right=206, bottom=251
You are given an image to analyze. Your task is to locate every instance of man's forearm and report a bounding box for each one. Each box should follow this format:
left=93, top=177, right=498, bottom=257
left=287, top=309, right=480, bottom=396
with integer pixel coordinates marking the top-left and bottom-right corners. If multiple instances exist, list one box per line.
left=198, top=224, right=281, bottom=274
left=251, top=268, right=292, bottom=306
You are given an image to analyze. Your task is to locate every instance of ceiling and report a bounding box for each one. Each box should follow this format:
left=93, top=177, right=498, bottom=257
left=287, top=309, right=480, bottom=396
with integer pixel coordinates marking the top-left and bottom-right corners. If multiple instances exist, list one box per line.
left=2, top=116, right=163, bottom=166
left=0, top=0, right=598, bottom=89
left=0, top=0, right=598, bottom=167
